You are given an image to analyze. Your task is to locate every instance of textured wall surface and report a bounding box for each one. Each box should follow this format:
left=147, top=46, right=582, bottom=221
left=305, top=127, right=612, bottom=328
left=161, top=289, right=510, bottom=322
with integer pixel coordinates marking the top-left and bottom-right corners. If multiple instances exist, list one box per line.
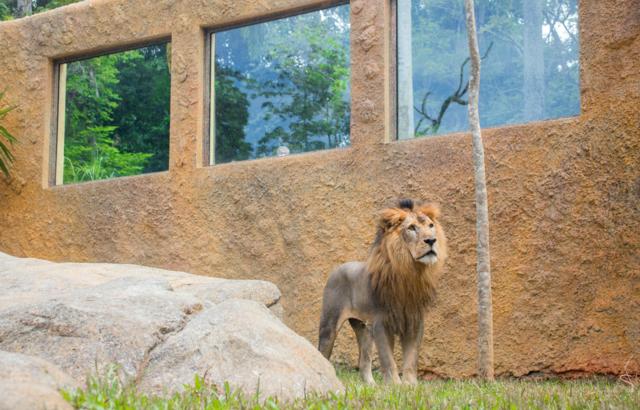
left=0, top=0, right=638, bottom=378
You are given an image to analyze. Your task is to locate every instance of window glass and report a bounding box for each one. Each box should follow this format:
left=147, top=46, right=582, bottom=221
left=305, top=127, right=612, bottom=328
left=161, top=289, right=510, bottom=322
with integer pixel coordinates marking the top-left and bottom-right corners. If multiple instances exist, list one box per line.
left=212, top=3, right=351, bottom=164
left=396, top=0, right=579, bottom=139
left=57, top=42, right=171, bottom=184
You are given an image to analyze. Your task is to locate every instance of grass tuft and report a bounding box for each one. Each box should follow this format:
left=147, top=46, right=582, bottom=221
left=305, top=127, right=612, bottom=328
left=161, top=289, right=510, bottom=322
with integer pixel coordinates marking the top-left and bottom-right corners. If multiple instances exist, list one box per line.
left=62, top=364, right=640, bottom=409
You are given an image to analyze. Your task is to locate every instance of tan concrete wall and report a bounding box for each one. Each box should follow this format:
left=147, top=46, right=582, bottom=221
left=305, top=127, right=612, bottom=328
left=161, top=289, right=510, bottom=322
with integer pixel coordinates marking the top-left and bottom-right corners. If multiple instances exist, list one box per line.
left=0, top=0, right=638, bottom=378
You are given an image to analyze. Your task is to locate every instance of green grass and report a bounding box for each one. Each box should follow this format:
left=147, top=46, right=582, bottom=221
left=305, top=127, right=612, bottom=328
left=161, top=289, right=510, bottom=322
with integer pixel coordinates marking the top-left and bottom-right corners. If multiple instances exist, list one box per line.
left=62, top=365, right=639, bottom=409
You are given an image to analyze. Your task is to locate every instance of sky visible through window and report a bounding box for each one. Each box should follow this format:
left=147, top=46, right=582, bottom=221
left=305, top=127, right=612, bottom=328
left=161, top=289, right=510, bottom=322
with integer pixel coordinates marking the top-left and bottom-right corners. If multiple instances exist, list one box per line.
left=212, top=4, right=351, bottom=164
left=397, top=0, right=579, bottom=139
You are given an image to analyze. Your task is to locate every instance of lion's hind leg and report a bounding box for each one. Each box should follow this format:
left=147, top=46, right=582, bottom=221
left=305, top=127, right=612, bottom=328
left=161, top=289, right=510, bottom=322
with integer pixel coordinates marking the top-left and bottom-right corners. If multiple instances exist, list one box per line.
left=318, top=304, right=343, bottom=360
left=349, top=318, right=375, bottom=384
left=318, top=267, right=353, bottom=360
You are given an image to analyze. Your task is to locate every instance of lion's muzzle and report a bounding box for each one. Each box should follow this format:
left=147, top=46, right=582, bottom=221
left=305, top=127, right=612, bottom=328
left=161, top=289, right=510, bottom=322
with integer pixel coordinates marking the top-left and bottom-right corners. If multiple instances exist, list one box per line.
left=416, top=237, right=439, bottom=264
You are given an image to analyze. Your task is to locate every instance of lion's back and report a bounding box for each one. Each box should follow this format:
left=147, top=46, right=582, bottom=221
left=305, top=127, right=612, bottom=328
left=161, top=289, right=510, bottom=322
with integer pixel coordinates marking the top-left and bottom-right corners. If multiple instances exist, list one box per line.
left=323, top=261, right=376, bottom=315
left=326, top=261, right=368, bottom=288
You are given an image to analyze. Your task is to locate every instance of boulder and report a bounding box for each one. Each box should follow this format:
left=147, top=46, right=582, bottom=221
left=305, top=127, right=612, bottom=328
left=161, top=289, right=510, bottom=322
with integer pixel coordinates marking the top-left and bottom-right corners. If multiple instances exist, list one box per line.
left=0, top=251, right=282, bottom=318
left=0, top=350, right=78, bottom=410
left=0, top=252, right=341, bottom=401
left=139, top=299, right=343, bottom=400
left=0, top=276, right=204, bottom=381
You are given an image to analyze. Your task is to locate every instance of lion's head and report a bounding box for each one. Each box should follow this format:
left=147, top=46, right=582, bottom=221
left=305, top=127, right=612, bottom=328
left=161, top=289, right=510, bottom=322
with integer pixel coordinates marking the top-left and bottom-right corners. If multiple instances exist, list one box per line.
left=367, top=199, right=448, bottom=315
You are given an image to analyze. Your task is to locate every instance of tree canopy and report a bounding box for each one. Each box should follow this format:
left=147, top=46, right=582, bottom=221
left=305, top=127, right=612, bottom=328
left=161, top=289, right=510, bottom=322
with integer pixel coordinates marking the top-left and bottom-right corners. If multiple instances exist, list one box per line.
left=213, top=4, right=351, bottom=163
left=61, top=44, right=170, bottom=183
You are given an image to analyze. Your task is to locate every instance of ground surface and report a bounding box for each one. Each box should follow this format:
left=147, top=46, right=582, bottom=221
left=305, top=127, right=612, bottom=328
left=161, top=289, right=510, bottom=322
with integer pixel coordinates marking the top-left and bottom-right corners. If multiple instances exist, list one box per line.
left=64, top=366, right=639, bottom=409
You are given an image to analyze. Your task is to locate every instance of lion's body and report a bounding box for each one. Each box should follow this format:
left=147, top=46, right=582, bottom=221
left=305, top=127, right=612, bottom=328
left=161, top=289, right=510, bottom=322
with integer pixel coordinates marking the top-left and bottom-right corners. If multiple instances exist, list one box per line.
left=318, top=200, right=447, bottom=384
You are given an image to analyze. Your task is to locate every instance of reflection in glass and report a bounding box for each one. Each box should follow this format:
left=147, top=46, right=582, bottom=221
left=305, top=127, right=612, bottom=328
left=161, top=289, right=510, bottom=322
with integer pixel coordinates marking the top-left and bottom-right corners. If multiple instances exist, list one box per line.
left=212, top=4, right=351, bottom=164
left=58, top=43, right=171, bottom=184
left=397, top=0, right=579, bottom=139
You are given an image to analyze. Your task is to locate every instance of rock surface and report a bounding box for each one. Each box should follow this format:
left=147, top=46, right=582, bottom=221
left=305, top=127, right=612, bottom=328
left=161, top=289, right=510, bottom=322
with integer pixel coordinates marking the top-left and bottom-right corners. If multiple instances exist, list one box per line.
left=0, top=350, right=78, bottom=410
left=0, top=275, right=204, bottom=381
left=140, top=299, right=343, bottom=400
left=0, top=252, right=342, bottom=403
left=0, top=252, right=282, bottom=318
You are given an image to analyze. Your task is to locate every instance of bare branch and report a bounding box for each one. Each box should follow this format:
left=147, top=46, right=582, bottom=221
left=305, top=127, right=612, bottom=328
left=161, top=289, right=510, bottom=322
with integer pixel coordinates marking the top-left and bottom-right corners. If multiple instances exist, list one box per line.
left=413, top=42, right=492, bottom=136
left=482, top=28, right=523, bottom=57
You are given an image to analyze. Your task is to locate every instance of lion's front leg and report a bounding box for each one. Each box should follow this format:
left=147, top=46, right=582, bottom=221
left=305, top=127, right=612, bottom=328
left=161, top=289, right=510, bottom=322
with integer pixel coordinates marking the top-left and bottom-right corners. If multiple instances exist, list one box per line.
left=372, top=319, right=401, bottom=384
left=400, top=320, right=424, bottom=384
left=349, top=319, right=375, bottom=384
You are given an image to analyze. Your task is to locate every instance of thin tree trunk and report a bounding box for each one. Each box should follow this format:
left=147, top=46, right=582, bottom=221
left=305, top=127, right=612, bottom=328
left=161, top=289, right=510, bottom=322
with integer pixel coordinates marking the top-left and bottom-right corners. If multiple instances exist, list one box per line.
left=523, top=0, right=545, bottom=121
left=16, top=0, right=32, bottom=17
left=397, top=0, right=414, bottom=139
left=463, top=0, right=494, bottom=380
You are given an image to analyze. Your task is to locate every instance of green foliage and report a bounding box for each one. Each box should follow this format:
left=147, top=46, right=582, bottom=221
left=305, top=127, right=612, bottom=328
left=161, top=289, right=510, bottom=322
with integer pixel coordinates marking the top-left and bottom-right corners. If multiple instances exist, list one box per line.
left=61, top=44, right=170, bottom=184
left=214, top=66, right=251, bottom=164
left=62, top=365, right=639, bottom=410
left=110, top=45, right=170, bottom=173
left=63, top=126, right=152, bottom=183
left=0, top=90, right=17, bottom=177
left=213, top=4, right=350, bottom=163
left=0, top=2, right=11, bottom=20
left=0, top=0, right=16, bottom=19
left=64, top=54, right=123, bottom=137
left=257, top=24, right=350, bottom=157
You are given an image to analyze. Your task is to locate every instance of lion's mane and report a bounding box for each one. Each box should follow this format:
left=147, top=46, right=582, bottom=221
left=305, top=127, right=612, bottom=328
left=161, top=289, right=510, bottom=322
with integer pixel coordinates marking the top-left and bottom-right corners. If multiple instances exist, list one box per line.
left=366, top=200, right=448, bottom=334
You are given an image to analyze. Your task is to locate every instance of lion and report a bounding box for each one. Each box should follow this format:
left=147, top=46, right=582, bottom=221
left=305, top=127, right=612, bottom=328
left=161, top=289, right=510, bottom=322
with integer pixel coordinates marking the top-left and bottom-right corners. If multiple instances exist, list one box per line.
left=317, top=199, right=447, bottom=384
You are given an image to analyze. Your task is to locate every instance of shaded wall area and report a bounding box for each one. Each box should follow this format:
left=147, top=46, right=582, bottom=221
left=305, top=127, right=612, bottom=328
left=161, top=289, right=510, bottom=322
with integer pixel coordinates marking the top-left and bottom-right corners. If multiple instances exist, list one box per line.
left=0, top=0, right=638, bottom=377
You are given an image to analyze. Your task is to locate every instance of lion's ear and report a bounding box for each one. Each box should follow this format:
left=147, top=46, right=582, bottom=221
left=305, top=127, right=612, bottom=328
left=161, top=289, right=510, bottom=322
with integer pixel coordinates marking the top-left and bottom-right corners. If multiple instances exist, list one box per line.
left=419, top=203, right=441, bottom=221
left=378, top=208, right=408, bottom=230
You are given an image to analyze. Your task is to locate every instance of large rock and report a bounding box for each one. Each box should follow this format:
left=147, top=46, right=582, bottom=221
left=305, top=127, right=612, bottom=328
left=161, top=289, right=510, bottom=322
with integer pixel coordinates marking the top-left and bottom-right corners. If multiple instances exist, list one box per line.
left=0, top=276, right=204, bottom=381
left=0, top=350, right=78, bottom=410
left=0, top=252, right=341, bottom=401
left=0, top=252, right=282, bottom=317
left=140, top=299, right=343, bottom=400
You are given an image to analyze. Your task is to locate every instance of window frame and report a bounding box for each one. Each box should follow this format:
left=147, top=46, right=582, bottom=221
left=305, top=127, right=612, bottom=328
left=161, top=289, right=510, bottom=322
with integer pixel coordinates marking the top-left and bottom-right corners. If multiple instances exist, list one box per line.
left=49, top=37, right=172, bottom=187
left=202, top=0, right=351, bottom=167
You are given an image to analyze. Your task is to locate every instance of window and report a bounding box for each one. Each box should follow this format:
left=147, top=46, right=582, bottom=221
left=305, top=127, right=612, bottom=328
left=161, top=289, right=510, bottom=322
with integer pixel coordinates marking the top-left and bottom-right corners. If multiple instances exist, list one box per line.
left=396, top=0, right=579, bottom=139
left=54, top=42, right=171, bottom=185
left=208, top=3, right=351, bottom=165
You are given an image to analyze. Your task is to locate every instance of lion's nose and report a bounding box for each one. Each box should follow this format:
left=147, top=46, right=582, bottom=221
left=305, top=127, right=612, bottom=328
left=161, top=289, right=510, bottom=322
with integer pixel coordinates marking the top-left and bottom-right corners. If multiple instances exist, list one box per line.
left=424, top=238, right=436, bottom=246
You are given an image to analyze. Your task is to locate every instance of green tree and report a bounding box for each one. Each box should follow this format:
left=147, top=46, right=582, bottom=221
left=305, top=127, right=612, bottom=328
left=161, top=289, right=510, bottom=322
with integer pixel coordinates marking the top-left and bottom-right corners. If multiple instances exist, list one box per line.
left=214, top=65, right=251, bottom=163
left=64, top=54, right=122, bottom=139
left=110, top=45, right=170, bottom=173
left=63, top=126, right=151, bottom=182
left=257, top=25, right=350, bottom=156
left=0, top=2, right=12, bottom=19
left=62, top=48, right=162, bottom=183
left=212, top=4, right=350, bottom=162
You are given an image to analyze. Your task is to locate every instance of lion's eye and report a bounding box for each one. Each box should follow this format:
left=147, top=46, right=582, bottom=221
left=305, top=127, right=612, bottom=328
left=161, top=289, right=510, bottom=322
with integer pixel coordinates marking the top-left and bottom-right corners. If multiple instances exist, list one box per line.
left=408, top=225, right=417, bottom=232
left=429, top=223, right=434, bottom=228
